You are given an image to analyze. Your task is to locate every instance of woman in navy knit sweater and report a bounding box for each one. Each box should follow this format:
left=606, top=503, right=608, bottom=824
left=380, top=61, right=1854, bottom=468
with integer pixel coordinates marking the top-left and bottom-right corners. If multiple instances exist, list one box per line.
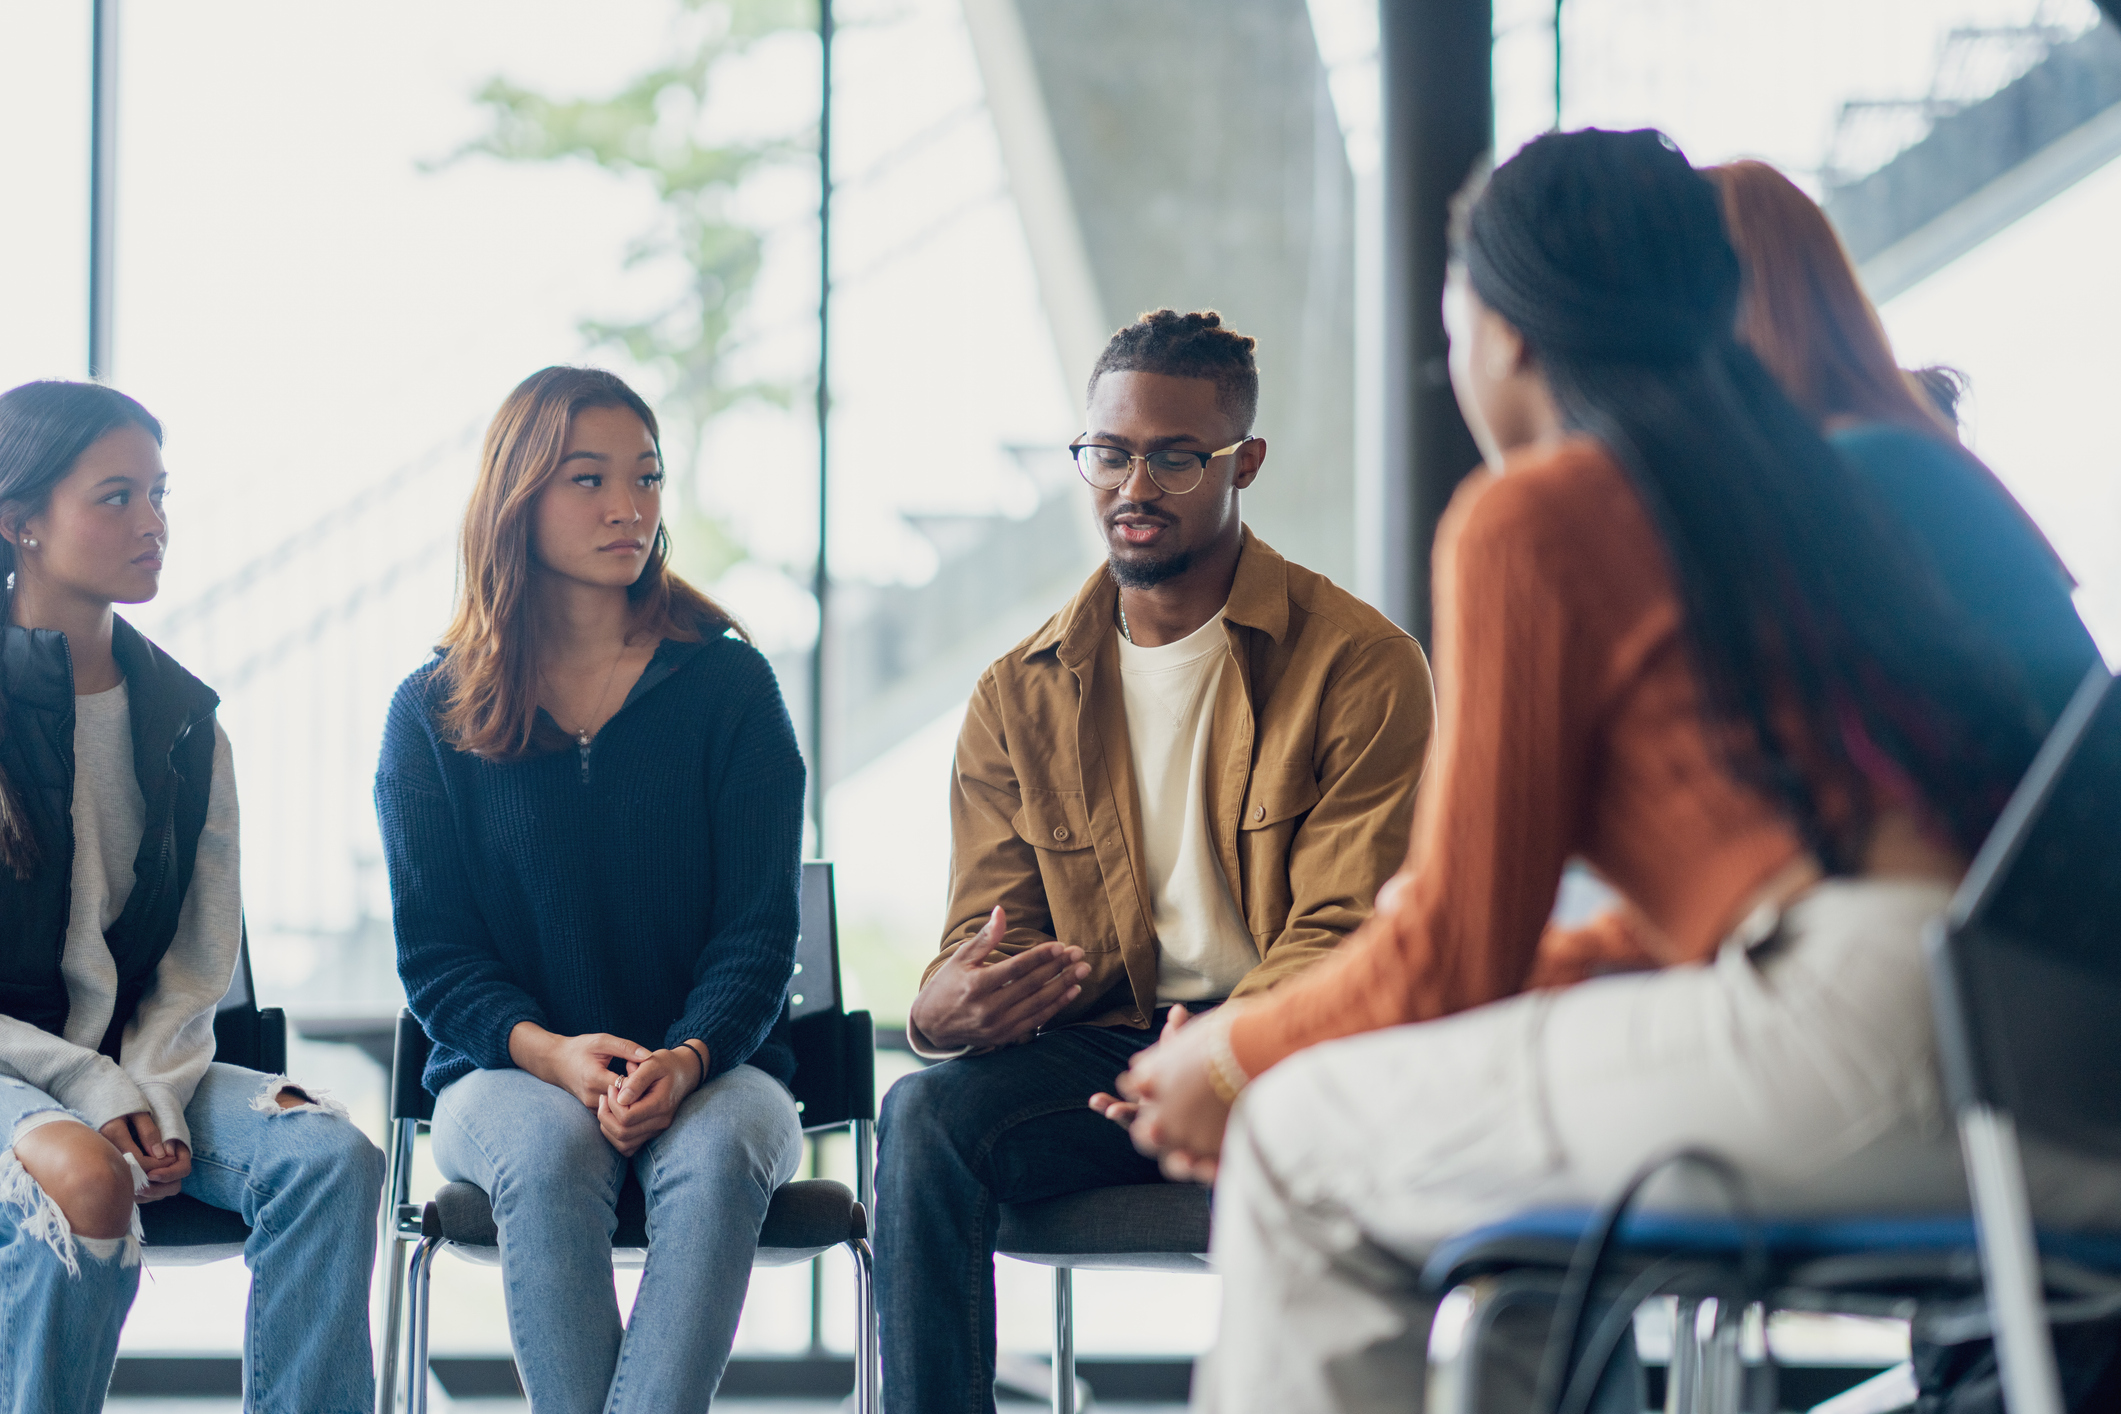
left=376, top=367, right=807, bottom=1413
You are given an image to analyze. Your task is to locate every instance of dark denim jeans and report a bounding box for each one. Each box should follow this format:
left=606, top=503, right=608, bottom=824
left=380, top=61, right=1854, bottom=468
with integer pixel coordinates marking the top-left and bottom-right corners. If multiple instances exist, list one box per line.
left=875, top=1019, right=1175, bottom=1414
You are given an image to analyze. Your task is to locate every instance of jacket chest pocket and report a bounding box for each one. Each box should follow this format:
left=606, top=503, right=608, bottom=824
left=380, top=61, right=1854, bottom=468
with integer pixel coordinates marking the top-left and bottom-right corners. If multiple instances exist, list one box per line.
left=1014, top=787, right=1093, bottom=852
left=1012, top=787, right=1117, bottom=952
left=1239, top=762, right=1320, bottom=833
left=1236, top=762, right=1321, bottom=932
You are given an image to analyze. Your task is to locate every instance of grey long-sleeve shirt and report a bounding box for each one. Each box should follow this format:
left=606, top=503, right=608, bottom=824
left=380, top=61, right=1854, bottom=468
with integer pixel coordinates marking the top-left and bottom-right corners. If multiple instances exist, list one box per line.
left=0, top=682, right=240, bottom=1146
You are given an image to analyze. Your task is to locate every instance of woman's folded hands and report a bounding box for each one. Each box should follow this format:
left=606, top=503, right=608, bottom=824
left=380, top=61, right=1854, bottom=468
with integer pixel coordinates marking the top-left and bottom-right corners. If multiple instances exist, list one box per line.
left=508, top=1021, right=710, bottom=1155
left=600, top=1043, right=708, bottom=1157
left=1088, top=1004, right=1241, bottom=1184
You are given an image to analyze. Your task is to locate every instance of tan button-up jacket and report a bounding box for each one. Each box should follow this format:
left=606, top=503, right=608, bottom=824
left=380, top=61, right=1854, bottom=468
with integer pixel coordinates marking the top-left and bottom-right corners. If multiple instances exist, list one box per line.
left=924, top=528, right=1436, bottom=1032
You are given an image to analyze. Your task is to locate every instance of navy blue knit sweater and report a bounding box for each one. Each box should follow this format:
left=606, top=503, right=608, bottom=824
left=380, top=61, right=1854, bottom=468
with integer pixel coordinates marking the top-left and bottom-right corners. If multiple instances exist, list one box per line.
left=375, top=629, right=805, bottom=1097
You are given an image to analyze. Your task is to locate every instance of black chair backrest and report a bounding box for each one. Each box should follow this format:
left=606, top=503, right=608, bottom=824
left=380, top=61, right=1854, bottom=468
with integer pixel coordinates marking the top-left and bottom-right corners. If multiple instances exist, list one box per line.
left=389, top=860, right=872, bottom=1132
left=789, top=861, right=875, bottom=1133
left=791, top=860, right=842, bottom=1020
left=1934, top=667, right=2121, bottom=1160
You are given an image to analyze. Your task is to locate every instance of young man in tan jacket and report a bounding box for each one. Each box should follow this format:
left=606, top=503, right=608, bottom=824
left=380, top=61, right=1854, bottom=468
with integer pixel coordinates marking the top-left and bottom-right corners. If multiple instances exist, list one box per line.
left=873, top=309, right=1434, bottom=1413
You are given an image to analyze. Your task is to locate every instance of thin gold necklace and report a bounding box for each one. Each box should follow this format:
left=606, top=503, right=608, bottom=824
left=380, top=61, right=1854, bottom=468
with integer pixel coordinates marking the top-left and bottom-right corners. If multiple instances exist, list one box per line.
left=558, top=639, right=628, bottom=748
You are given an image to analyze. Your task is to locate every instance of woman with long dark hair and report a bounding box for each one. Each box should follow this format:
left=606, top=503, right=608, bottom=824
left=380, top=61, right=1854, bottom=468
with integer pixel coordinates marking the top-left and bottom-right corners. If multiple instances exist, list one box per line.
left=0, top=380, right=382, bottom=1413
left=1709, top=158, right=2098, bottom=723
left=1093, top=130, right=2099, bottom=1410
left=376, top=366, right=806, bottom=1412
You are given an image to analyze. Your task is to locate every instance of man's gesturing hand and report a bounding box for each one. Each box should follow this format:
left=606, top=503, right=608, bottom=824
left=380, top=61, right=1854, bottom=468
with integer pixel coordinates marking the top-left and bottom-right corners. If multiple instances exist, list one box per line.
left=907, top=906, right=1091, bottom=1052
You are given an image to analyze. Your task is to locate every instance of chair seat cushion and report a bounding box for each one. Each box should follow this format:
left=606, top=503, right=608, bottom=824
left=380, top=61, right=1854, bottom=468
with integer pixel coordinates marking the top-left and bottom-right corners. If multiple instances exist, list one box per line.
left=423, top=1177, right=861, bottom=1267
left=139, top=1195, right=253, bottom=1265
left=757, top=1180, right=863, bottom=1266
left=1422, top=1207, right=2121, bottom=1294
left=998, top=1183, right=1212, bottom=1272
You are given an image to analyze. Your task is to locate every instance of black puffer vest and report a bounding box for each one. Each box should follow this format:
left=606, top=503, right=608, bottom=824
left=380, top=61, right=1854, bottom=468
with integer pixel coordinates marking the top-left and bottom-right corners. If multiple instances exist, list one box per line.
left=0, top=616, right=220, bottom=1056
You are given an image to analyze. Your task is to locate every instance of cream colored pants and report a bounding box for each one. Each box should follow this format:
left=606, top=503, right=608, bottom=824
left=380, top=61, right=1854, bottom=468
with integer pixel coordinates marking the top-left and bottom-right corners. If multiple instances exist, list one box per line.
left=1195, top=879, right=1970, bottom=1414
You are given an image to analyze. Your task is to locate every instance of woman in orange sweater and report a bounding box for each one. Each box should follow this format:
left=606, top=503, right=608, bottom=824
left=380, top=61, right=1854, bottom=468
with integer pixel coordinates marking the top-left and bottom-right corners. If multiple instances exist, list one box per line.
left=1095, top=129, right=2061, bottom=1411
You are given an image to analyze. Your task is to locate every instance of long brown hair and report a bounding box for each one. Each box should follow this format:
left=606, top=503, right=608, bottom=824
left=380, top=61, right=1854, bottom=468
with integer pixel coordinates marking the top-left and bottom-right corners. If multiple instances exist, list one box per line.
left=1707, top=160, right=1954, bottom=438
left=436, top=366, right=744, bottom=759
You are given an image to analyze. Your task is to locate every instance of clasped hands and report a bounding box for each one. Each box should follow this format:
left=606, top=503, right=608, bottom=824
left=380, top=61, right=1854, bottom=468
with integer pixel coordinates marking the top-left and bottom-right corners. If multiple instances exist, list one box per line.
left=100, top=1082, right=319, bottom=1202
left=510, top=1022, right=707, bottom=1156
left=1089, top=1003, right=1239, bottom=1184
left=99, top=1112, right=189, bottom=1201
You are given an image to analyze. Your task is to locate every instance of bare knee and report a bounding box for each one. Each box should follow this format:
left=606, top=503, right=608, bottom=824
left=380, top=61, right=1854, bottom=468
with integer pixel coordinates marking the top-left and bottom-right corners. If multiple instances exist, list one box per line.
left=12, top=1122, right=135, bottom=1239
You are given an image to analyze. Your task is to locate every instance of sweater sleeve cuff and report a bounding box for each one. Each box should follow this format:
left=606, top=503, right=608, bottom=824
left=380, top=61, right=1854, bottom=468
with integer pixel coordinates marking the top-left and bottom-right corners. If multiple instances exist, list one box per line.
left=480, top=1006, right=550, bottom=1071
left=134, top=1081, right=192, bottom=1151
left=57, top=1062, right=153, bottom=1133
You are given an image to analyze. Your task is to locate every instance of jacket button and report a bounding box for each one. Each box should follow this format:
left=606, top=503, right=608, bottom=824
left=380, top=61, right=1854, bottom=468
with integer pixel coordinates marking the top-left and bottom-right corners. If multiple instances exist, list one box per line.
left=1252, top=805, right=1265, bottom=821
left=1053, top=826, right=1068, bottom=841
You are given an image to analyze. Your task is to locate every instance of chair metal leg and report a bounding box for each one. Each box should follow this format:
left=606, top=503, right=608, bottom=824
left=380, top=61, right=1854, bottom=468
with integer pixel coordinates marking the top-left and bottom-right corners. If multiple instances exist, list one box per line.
left=405, top=1237, right=440, bottom=1414
left=847, top=1236, right=879, bottom=1414
left=375, top=1118, right=418, bottom=1414
left=1422, top=1283, right=1482, bottom=1414
left=1665, top=1298, right=1701, bottom=1414
left=853, top=1117, right=876, bottom=1223
left=375, top=1231, right=409, bottom=1414
left=1963, top=1106, right=2066, bottom=1414
left=1700, top=1299, right=1742, bottom=1414
left=1052, top=1266, right=1076, bottom=1414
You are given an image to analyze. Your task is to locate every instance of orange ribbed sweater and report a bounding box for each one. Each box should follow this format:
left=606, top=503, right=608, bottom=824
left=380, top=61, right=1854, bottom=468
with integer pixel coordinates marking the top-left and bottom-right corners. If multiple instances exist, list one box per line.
left=1229, top=438, right=1805, bottom=1077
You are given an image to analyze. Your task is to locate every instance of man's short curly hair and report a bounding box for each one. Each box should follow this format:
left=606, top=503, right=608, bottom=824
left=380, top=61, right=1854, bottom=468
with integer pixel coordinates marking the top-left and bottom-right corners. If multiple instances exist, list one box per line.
left=1087, top=309, right=1259, bottom=434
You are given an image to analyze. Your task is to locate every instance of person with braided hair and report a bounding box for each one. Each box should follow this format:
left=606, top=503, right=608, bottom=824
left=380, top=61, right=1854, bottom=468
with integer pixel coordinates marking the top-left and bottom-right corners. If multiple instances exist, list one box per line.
left=1095, top=130, right=2106, bottom=1411
left=874, top=308, right=1434, bottom=1412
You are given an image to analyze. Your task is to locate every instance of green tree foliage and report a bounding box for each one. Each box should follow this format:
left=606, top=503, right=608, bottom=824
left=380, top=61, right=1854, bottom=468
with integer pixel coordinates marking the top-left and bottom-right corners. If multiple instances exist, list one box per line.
left=448, top=0, right=817, bottom=583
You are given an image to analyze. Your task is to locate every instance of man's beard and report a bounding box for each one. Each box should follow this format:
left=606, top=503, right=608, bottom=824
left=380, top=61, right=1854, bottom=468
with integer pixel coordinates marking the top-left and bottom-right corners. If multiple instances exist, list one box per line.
left=1107, top=547, right=1192, bottom=589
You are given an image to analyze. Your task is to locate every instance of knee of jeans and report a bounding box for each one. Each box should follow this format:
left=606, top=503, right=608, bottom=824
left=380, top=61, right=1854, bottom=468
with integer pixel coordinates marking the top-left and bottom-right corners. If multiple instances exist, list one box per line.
left=5, top=1124, right=138, bottom=1262
left=877, top=1065, right=976, bottom=1169
left=493, top=1122, right=615, bottom=1207
left=249, top=1075, right=353, bottom=1121
left=252, top=1098, right=381, bottom=1197
left=878, top=1065, right=943, bottom=1137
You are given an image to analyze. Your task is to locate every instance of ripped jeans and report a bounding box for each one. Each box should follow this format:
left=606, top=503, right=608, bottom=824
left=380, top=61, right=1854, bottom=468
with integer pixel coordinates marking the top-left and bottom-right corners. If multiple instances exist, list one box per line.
left=0, top=1062, right=384, bottom=1414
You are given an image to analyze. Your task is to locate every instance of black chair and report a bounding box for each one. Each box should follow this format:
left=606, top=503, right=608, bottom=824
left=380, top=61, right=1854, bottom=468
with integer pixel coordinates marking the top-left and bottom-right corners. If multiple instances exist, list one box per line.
left=997, top=1181, right=1214, bottom=1412
left=374, top=861, right=878, bottom=1414
left=1422, top=666, right=2121, bottom=1414
left=135, top=928, right=288, bottom=1260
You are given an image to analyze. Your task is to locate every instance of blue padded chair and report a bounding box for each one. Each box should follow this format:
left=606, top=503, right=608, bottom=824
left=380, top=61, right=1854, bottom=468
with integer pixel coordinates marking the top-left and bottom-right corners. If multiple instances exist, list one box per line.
left=135, top=927, right=288, bottom=1261
left=373, top=861, right=878, bottom=1414
left=1424, top=666, right=2121, bottom=1414
left=997, top=1182, right=1214, bottom=1413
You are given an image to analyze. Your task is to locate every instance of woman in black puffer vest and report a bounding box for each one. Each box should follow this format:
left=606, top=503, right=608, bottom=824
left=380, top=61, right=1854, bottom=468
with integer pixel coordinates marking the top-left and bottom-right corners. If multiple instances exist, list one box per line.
left=0, top=380, right=381, bottom=1414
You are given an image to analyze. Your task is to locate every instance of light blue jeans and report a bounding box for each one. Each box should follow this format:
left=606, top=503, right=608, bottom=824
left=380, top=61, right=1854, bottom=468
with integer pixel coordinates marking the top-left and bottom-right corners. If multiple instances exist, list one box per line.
left=431, top=1063, right=803, bottom=1414
left=0, top=1061, right=383, bottom=1414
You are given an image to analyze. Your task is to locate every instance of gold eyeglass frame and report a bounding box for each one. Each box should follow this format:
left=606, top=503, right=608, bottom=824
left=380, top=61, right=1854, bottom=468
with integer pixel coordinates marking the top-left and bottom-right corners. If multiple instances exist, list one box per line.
left=1067, top=438, right=1254, bottom=496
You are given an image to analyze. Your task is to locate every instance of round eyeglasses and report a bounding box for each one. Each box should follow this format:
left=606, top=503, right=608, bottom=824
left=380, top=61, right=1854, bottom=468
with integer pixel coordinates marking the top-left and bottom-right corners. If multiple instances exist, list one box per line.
left=1068, top=438, right=1253, bottom=496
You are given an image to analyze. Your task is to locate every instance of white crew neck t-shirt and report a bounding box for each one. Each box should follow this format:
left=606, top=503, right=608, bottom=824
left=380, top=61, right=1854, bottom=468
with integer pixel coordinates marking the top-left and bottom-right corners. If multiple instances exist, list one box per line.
left=1115, top=610, right=1260, bottom=1003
